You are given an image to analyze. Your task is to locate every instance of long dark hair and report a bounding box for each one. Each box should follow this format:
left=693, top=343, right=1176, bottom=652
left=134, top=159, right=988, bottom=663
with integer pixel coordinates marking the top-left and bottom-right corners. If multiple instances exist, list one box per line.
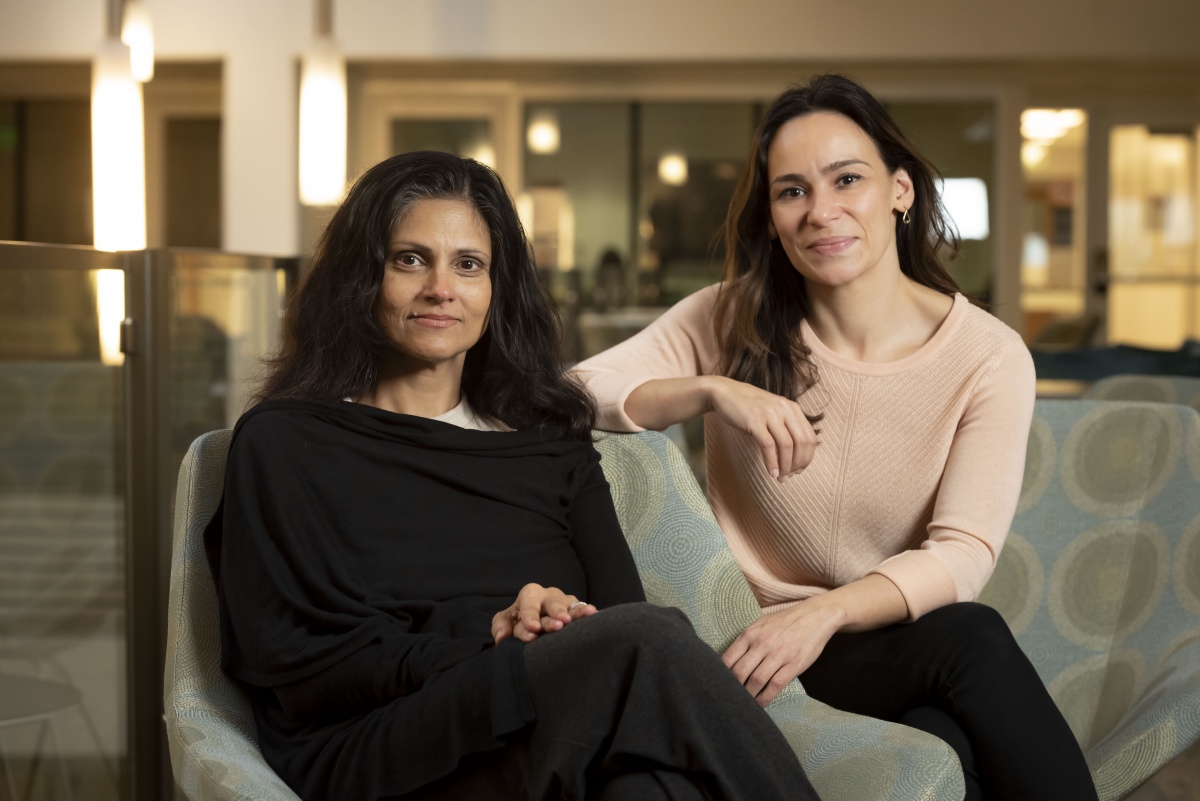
left=715, top=73, right=961, bottom=400
left=257, top=150, right=596, bottom=440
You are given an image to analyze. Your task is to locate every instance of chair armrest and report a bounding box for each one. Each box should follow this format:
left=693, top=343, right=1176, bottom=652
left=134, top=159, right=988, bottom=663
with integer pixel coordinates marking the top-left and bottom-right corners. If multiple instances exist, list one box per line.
left=1084, top=640, right=1200, bottom=801
left=766, top=683, right=965, bottom=801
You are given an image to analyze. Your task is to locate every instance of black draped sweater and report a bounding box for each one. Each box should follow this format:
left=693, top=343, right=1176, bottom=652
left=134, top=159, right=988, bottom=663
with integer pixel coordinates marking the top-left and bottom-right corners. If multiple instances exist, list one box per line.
left=204, top=399, right=645, bottom=800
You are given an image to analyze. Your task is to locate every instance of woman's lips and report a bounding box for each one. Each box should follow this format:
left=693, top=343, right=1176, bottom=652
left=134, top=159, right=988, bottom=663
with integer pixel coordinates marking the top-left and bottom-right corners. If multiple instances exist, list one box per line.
left=412, top=314, right=458, bottom=328
left=807, top=236, right=856, bottom=255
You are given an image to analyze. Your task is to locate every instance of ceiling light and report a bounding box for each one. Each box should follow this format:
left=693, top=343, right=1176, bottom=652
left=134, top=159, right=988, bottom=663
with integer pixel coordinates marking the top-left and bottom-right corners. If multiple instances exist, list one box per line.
left=91, top=36, right=146, bottom=251
left=120, top=0, right=154, bottom=82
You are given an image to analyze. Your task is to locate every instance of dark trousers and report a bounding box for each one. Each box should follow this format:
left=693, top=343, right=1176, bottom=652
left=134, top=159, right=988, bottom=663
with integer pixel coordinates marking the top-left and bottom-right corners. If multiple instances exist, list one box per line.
left=398, top=603, right=819, bottom=801
left=800, top=602, right=1099, bottom=801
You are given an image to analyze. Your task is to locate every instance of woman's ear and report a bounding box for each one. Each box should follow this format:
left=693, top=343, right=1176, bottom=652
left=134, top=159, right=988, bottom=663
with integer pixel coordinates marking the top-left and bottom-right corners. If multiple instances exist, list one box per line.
left=893, top=168, right=915, bottom=213
left=767, top=219, right=778, bottom=239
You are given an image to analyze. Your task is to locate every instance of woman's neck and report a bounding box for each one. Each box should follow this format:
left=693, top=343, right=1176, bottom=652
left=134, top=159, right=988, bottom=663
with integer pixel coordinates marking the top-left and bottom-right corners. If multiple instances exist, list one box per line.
left=805, top=272, right=953, bottom=364
left=357, top=359, right=463, bottom=417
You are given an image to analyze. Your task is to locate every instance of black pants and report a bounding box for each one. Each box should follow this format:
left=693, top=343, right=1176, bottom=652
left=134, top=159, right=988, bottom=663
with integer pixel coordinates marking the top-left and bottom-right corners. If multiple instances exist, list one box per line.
left=398, top=603, right=819, bottom=801
left=801, top=602, right=1099, bottom=801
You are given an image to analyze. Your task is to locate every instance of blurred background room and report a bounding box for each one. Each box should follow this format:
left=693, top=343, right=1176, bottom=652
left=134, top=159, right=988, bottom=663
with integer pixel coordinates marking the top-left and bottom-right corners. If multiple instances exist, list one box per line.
left=1, top=1, right=1199, bottom=799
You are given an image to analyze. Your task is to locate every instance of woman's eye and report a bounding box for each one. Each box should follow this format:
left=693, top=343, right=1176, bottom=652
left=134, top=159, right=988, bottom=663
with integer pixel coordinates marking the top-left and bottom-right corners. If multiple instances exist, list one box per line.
left=778, top=186, right=805, bottom=200
left=836, top=174, right=861, bottom=187
left=459, top=259, right=487, bottom=273
left=393, top=253, right=421, bottom=268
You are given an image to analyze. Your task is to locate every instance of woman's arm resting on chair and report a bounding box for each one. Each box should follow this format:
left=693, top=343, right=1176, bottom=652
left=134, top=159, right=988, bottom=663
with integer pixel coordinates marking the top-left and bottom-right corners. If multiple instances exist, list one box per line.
left=627, top=376, right=818, bottom=480
left=722, top=573, right=908, bottom=707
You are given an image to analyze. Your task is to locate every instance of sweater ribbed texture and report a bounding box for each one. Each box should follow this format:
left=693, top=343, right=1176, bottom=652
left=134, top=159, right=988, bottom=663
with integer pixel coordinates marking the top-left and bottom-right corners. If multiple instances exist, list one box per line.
left=574, top=285, right=1036, bottom=620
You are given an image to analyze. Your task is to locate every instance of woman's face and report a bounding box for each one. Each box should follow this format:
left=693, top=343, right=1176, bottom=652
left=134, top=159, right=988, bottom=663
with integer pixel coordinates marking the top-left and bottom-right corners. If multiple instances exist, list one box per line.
left=375, top=197, right=493, bottom=374
left=765, top=111, right=913, bottom=291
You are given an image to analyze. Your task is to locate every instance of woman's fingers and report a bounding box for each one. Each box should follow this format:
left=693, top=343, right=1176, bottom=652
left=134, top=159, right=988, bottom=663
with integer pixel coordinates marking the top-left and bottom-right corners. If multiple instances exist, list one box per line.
left=490, top=609, right=515, bottom=644
left=568, top=601, right=597, bottom=620
left=721, top=604, right=838, bottom=706
left=711, top=379, right=817, bottom=481
left=783, top=415, right=817, bottom=476
left=496, top=585, right=590, bottom=644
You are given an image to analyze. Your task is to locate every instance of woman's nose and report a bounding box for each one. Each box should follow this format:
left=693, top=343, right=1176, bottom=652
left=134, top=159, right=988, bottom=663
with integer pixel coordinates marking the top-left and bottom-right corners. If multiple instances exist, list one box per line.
left=422, top=266, right=454, bottom=300
left=808, top=189, right=839, bottom=225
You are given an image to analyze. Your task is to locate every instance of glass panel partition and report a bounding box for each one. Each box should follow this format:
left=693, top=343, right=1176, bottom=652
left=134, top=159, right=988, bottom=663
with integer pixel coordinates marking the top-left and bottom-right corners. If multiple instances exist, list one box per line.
left=0, top=242, right=297, bottom=801
left=0, top=244, right=127, bottom=801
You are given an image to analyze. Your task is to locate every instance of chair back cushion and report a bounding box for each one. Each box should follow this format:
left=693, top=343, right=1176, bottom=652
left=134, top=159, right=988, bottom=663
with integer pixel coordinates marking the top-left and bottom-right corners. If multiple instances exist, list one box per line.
left=980, top=399, right=1200, bottom=798
left=164, top=430, right=301, bottom=801
left=1084, top=374, right=1200, bottom=413
left=594, top=430, right=762, bottom=654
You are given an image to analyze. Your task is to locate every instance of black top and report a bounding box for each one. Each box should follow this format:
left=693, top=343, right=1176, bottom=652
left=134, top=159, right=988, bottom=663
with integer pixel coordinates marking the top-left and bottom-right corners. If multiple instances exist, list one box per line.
left=205, top=399, right=645, bottom=800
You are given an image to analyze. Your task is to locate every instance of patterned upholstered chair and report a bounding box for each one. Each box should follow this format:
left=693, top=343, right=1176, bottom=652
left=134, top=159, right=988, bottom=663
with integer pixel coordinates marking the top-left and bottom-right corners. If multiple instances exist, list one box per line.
left=977, top=399, right=1200, bottom=800
left=596, top=398, right=1200, bottom=801
left=1083, top=374, right=1200, bottom=414
left=166, top=399, right=1200, bottom=801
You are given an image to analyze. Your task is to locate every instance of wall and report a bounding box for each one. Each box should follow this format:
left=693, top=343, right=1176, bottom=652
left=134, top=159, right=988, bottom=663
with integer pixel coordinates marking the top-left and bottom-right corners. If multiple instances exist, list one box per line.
left=1, top=0, right=1199, bottom=256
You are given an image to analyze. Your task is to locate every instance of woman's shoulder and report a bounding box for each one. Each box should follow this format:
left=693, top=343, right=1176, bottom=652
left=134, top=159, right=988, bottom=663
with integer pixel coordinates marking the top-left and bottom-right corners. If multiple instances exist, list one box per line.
left=941, top=295, right=1025, bottom=352
left=950, top=297, right=1035, bottom=382
left=233, top=397, right=336, bottom=434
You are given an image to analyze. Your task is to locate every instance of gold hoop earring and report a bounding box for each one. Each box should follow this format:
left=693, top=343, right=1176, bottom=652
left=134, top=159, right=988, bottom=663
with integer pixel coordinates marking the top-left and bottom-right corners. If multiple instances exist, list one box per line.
left=902, top=207, right=911, bottom=225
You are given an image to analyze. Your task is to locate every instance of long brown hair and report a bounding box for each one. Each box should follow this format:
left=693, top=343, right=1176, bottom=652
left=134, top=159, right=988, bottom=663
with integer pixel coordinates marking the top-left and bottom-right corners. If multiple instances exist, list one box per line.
left=715, top=74, right=961, bottom=400
left=256, top=151, right=596, bottom=440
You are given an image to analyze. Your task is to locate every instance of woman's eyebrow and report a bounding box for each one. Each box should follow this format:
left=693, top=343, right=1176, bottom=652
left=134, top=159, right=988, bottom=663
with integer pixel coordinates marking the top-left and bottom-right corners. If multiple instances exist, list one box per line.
left=389, top=240, right=433, bottom=256
left=389, top=240, right=489, bottom=259
left=770, top=159, right=870, bottom=185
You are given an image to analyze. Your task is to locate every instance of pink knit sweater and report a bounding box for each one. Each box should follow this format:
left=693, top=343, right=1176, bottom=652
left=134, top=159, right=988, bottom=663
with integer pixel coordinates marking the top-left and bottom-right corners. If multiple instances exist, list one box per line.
left=574, top=285, right=1036, bottom=620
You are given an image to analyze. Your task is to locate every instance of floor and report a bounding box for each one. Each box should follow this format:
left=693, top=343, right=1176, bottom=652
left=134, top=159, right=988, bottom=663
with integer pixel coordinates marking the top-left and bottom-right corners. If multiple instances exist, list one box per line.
left=1126, top=739, right=1200, bottom=800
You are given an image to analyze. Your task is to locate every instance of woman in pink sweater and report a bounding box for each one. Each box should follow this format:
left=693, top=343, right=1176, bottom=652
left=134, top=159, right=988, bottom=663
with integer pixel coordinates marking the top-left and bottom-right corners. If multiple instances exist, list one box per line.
left=574, top=74, right=1097, bottom=801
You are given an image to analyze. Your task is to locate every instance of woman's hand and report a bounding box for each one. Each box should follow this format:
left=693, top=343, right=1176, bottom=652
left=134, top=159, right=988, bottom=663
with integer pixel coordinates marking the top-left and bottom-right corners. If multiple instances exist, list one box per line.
left=491, top=583, right=596, bottom=644
left=708, top=377, right=818, bottom=481
left=721, top=599, right=842, bottom=707
left=723, top=576, right=908, bottom=706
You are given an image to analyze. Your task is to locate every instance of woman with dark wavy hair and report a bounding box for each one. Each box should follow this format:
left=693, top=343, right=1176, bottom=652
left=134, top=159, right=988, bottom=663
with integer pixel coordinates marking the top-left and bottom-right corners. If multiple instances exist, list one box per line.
left=205, top=151, right=818, bottom=801
left=576, top=76, right=1098, bottom=800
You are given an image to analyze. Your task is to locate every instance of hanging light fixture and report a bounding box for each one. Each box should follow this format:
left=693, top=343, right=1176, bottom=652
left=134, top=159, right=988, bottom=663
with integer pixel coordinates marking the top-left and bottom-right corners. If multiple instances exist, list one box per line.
left=91, top=0, right=147, bottom=252
left=120, top=0, right=154, bottom=82
left=298, top=0, right=347, bottom=205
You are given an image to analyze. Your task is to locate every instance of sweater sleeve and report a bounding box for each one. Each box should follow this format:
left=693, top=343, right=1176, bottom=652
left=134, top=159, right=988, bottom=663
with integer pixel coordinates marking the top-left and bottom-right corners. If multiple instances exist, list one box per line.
left=567, top=447, right=647, bottom=608
left=572, top=285, right=723, bottom=431
left=869, top=335, right=1037, bottom=620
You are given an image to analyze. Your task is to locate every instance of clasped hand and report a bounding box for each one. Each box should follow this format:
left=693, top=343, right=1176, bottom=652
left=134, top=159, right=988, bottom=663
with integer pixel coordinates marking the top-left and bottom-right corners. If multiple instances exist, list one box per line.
left=491, top=583, right=595, bottom=644
left=709, top=377, right=818, bottom=481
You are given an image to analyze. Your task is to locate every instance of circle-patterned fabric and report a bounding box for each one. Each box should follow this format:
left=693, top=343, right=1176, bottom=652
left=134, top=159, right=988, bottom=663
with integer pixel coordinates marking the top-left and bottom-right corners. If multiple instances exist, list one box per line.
left=595, top=435, right=666, bottom=553
left=1061, top=405, right=1181, bottom=517
left=1049, top=649, right=1144, bottom=749
left=1174, top=513, right=1200, bottom=617
left=1187, top=413, right=1200, bottom=481
left=1017, top=415, right=1055, bottom=514
left=978, top=532, right=1044, bottom=636
left=1048, top=520, right=1169, bottom=650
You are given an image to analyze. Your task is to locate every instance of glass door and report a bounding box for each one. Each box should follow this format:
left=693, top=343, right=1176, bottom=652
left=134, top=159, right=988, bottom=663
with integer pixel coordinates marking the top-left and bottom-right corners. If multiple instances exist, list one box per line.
left=1106, top=124, right=1199, bottom=347
left=1082, top=106, right=1200, bottom=350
